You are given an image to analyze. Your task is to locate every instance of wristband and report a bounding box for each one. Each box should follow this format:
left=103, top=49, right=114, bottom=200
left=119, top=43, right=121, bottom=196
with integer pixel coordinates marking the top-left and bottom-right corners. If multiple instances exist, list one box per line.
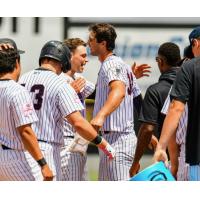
left=37, top=158, right=47, bottom=167
left=91, top=135, right=102, bottom=145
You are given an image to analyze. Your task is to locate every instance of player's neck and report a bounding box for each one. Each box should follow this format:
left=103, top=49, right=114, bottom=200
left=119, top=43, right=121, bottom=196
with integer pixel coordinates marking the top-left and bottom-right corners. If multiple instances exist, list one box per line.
left=40, top=64, right=60, bottom=75
left=0, top=73, right=16, bottom=81
left=99, top=51, right=113, bottom=63
left=66, top=70, right=75, bottom=78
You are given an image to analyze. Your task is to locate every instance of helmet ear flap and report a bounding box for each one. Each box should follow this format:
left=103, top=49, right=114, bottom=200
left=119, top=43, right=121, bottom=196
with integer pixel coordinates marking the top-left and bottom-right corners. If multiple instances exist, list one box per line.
left=64, top=59, right=71, bottom=72
left=61, top=61, right=71, bottom=73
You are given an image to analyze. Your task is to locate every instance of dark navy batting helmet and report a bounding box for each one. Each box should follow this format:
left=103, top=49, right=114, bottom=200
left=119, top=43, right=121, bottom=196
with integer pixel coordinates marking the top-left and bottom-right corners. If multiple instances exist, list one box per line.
left=39, top=40, right=71, bottom=72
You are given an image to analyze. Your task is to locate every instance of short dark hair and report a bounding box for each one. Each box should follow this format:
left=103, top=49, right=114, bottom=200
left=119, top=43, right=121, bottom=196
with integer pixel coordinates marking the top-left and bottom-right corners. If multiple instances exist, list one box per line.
left=0, top=48, right=19, bottom=74
left=158, top=42, right=181, bottom=66
left=183, top=45, right=194, bottom=59
left=63, top=38, right=86, bottom=53
left=88, top=23, right=117, bottom=51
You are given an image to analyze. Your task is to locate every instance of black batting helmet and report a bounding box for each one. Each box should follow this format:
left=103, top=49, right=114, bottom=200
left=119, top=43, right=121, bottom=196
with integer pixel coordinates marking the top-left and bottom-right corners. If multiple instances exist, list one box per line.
left=39, top=40, right=71, bottom=72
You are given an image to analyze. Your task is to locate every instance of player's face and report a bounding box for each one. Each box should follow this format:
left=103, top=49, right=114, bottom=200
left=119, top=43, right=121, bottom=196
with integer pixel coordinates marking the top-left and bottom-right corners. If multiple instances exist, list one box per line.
left=155, top=55, right=165, bottom=73
left=71, top=45, right=88, bottom=73
left=88, top=31, right=101, bottom=56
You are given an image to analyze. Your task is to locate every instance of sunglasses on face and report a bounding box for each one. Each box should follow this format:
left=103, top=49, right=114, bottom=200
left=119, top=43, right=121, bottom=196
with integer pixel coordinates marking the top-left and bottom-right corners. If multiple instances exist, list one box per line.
left=155, top=56, right=161, bottom=62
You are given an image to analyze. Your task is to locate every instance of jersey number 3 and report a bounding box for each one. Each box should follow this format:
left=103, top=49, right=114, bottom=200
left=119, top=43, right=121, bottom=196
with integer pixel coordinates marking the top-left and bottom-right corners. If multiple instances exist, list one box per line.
left=21, top=84, right=45, bottom=110
left=30, top=84, right=45, bottom=110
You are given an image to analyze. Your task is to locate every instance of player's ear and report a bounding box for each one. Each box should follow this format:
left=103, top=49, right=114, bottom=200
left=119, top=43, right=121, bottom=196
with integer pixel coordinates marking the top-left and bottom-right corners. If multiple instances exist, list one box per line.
left=159, top=57, right=164, bottom=66
left=15, top=58, right=21, bottom=70
left=101, top=40, right=107, bottom=48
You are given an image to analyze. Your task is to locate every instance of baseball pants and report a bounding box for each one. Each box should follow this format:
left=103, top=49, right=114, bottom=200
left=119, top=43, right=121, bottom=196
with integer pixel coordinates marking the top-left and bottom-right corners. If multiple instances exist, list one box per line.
left=98, top=131, right=137, bottom=181
left=177, top=144, right=189, bottom=181
left=38, top=141, right=62, bottom=181
left=0, top=144, right=43, bottom=181
left=0, top=142, right=61, bottom=181
left=60, top=138, right=88, bottom=181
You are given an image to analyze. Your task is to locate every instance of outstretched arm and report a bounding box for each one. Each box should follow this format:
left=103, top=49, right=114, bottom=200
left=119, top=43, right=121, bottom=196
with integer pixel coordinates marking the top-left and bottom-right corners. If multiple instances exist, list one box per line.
left=66, top=111, right=115, bottom=159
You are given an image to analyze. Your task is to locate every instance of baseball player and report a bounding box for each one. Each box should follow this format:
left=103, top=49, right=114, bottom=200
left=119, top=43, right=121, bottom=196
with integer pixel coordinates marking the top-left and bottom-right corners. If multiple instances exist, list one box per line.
left=0, top=40, right=53, bottom=181
left=88, top=23, right=142, bottom=181
left=19, top=40, right=115, bottom=180
left=60, top=38, right=95, bottom=181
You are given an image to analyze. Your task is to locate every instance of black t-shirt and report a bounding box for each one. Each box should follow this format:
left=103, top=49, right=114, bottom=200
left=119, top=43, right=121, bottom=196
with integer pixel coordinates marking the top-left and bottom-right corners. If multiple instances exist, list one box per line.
left=171, top=57, right=200, bottom=165
left=139, top=67, right=179, bottom=138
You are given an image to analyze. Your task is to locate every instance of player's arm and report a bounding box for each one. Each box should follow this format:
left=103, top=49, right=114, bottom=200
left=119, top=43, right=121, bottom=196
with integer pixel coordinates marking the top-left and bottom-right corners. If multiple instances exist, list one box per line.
left=153, top=99, right=185, bottom=165
left=168, top=132, right=179, bottom=179
left=66, top=111, right=115, bottom=159
left=17, top=124, right=53, bottom=181
left=129, top=123, right=155, bottom=177
left=90, top=80, right=125, bottom=131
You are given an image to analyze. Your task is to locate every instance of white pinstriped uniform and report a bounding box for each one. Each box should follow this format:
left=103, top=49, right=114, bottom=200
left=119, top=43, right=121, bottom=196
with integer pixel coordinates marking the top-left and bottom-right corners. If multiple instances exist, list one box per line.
left=0, top=80, right=44, bottom=180
left=93, top=55, right=140, bottom=181
left=59, top=73, right=95, bottom=181
left=161, top=89, right=189, bottom=181
left=19, top=69, right=84, bottom=180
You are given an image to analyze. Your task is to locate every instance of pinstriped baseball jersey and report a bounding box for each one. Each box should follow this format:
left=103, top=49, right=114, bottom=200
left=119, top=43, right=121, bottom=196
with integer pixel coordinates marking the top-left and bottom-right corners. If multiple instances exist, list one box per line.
left=161, top=90, right=188, bottom=145
left=59, top=72, right=95, bottom=137
left=19, top=68, right=84, bottom=145
left=59, top=73, right=94, bottom=181
left=161, top=88, right=189, bottom=181
left=93, top=55, right=141, bottom=132
left=0, top=80, right=38, bottom=150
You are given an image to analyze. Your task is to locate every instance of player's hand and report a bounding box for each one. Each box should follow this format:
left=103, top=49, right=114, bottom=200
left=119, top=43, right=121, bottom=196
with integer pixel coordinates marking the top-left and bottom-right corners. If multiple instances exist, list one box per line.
left=153, top=147, right=169, bottom=167
left=90, top=114, right=105, bottom=132
left=148, top=135, right=158, bottom=151
left=129, top=162, right=140, bottom=177
left=97, top=137, right=116, bottom=160
left=70, top=77, right=86, bottom=93
left=41, top=164, right=54, bottom=181
left=131, top=62, right=151, bottom=79
left=0, top=43, right=14, bottom=50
